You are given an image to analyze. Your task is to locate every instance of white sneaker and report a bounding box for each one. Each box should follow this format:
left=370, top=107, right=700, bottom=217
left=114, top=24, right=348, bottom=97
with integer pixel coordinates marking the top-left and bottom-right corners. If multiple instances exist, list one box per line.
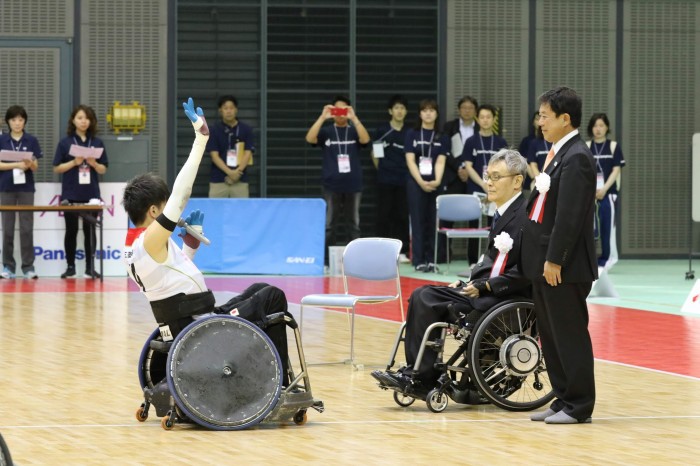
left=398, top=253, right=411, bottom=264
left=24, top=269, right=38, bottom=279
left=1, top=266, right=15, bottom=279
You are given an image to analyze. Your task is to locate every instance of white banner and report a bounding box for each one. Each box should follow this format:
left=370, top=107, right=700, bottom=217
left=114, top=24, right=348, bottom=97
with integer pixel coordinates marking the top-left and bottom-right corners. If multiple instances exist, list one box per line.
left=0, top=182, right=128, bottom=277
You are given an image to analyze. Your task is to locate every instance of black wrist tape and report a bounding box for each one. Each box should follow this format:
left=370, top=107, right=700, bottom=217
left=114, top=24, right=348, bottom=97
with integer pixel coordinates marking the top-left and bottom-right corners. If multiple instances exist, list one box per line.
left=156, top=213, right=177, bottom=232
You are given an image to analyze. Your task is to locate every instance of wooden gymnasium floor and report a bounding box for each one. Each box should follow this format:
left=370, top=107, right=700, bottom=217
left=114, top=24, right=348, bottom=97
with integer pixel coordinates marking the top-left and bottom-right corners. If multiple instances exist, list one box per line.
left=1, top=260, right=699, bottom=465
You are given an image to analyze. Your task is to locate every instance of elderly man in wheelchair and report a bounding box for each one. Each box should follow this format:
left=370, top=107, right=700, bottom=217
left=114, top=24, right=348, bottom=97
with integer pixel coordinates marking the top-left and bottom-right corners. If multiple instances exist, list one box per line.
left=372, top=149, right=553, bottom=412
left=123, top=99, right=322, bottom=430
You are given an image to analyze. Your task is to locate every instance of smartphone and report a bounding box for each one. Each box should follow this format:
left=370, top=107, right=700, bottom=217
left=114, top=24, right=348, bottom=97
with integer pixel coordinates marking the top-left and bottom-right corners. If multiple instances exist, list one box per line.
left=330, top=107, right=348, bottom=117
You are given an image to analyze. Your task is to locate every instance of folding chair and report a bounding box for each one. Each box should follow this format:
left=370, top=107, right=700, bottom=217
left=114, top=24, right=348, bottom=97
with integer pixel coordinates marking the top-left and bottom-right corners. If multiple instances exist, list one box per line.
left=434, top=194, right=490, bottom=274
left=299, top=238, right=404, bottom=366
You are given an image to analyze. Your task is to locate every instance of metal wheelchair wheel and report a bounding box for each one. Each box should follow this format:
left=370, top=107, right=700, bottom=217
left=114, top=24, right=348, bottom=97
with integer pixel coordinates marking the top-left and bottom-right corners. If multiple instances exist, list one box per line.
left=137, top=328, right=168, bottom=390
left=166, top=315, right=283, bottom=430
left=393, top=391, right=416, bottom=408
left=467, top=300, right=554, bottom=411
left=0, top=433, right=13, bottom=466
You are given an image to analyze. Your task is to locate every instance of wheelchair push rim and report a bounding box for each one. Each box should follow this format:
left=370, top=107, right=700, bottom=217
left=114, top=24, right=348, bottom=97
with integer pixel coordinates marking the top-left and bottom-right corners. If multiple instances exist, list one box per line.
left=467, top=300, right=554, bottom=411
left=166, top=315, right=283, bottom=430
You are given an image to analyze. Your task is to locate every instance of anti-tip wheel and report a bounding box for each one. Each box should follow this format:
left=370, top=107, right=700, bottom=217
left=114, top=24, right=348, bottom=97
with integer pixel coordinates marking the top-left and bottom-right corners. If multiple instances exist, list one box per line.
left=135, top=406, right=148, bottom=422
left=393, top=391, right=416, bottom=407
left=426, top=389, right=448, bottom=413
left=293, top=411, right=308, bottom=425
left=161, top=415, right=174, bottom=431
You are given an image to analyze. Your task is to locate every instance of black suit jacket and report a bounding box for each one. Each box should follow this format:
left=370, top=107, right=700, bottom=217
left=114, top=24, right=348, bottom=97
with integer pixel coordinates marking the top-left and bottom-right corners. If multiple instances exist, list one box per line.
left=442, top=118, right=479, bottom=189
left=521, top=134, right=598, bottom=283
left=468, top=193, right=530, bottom=309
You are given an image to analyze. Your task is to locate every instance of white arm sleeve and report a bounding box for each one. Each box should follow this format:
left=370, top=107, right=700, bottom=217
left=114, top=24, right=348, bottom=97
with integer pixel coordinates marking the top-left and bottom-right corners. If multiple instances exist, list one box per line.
left=162, top=119, right=209, bottom=223
left=182, top=243, right=198, bottom=261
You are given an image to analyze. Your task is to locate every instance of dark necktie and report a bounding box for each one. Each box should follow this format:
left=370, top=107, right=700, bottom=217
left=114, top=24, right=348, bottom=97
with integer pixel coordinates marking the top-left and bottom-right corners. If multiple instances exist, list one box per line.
left=492, top=211, right=500, bottom=227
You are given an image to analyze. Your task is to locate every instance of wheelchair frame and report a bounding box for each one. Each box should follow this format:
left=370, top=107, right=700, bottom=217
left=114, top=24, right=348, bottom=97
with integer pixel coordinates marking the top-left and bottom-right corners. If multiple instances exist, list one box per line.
left=382, top=299, right=554, bottom=413
left=136, top=313, right=324, bottom=430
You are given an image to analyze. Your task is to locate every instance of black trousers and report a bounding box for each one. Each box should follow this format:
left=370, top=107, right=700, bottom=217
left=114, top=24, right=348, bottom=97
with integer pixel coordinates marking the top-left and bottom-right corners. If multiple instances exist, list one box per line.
left=215, top=283, right=292, bottom=386
left=64, top=210, right=97, bottom=269
left=532, top=281, right=596, bottom=420
left=376, top=182, right=409, bottom=255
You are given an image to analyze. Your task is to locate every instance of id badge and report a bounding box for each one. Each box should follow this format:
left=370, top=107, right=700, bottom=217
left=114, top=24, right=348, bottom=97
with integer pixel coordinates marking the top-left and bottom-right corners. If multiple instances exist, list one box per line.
left=226, top=149, right=238, bottom=167
left=12, top=168, right=26, bottom=185
left=79, top=164, right=91, bottom=184
left=372, top=142, right=385, bottom=159
left=337, top=154, right=351, bottom=173
left=419, top=157, right=433, bottom=176
left=596, top=173, right=605, bottom=190
left=482, top=165, right=488, bottom=179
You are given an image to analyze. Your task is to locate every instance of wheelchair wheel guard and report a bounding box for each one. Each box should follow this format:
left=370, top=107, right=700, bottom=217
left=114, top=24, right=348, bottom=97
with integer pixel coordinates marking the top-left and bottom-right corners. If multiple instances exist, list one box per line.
left=137, top=327, right=167, bottom=390
left=467, top=300, right=554, bottom=411
left=166, top=315, right=283, bottom=430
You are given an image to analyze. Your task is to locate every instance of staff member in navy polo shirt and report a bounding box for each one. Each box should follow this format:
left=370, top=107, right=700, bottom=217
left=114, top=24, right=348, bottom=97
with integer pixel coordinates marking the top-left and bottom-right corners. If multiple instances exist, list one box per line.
left=371, top=94, right=410, bottom=264
left=305, top=95, right=370, bottom=265
left=587, top=112, right=625, bottom=269
left=53, top=105, right=108, bottom=279
left=0, top=105, right=42, bottom=279
left=405, top=98, right=449, bottom=272
left=460, top=104, right=508, bottom=265
left=206, top=95, right=255, bottom=198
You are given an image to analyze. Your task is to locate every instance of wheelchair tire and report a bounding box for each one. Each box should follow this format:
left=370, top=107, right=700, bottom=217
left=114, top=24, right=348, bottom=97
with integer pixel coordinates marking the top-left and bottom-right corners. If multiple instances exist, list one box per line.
left=426, top=389, right=449, bottom=413
left=467, top=300, right=554, bottom=411
left=0, top=433, right=13, bottom=466
left=393, top=391, right=416, bottom=408
left=137, top=328, right=168, bottom=390
left=166, top=315, right=283, bottom=430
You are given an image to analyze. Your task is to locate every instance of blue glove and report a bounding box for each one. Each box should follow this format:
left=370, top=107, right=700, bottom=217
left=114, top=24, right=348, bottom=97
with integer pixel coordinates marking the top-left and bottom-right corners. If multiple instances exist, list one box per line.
left=182, top=97, right=204, bottom=123
left=179, top=209, right=204, bottom=249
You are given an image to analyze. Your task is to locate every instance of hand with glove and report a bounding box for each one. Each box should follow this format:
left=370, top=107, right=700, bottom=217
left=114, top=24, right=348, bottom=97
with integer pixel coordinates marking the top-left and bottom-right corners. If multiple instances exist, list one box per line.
left=182, top=97, right=209, bottom=135
left=179, top=209, right=205, bottom=250
left=460, top=278, right=490, bottom=298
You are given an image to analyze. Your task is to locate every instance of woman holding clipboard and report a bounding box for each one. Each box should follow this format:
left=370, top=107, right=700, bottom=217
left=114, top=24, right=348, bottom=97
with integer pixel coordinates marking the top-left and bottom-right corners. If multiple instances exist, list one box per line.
left=53, top=105, right=108, bottom=278
left=0, top=105, right=42, bottom=279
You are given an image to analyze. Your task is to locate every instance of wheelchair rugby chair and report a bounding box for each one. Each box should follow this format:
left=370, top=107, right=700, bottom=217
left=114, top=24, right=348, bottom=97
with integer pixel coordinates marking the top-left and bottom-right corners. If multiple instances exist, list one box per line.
left=377, top=298, right=554, bottom=413
left=135, top=291, right=324, bottom=430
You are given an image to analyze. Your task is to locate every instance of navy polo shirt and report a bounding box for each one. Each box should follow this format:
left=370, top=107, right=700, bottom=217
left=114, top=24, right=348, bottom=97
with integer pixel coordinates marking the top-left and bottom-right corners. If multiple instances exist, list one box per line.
left=52, top=134, right=108, bottom=202
left=373, top=122, right=408, bottom=186
left=0, top=132, right=43, bottom=192
left=315, top=124, right=365, bottom=193
left=461, top=133, right=507, bottom=194
left=404, top=128, right=450, bottom=182
left=527, top=138, right=552, bottom=172
left=206, top=120, right=255, bottom=183
left=590, top=140, right=625, bottom=195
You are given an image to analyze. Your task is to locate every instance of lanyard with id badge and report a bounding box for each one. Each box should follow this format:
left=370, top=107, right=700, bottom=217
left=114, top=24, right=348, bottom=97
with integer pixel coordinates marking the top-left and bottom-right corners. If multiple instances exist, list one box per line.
left=68, top=138, right=103, bottom=184
left=335, top=126, right=352, bottom=173
left=372, top=128, right=394, bottom=160
left=479, top=134, right=494, bottom=180
left=226, top=127, right=242, bottom=167
left=593, top=142, right=606, bottom=190
left=8, top=139, right=28, bottom=185
left=419, top=129, right=435, bottom=176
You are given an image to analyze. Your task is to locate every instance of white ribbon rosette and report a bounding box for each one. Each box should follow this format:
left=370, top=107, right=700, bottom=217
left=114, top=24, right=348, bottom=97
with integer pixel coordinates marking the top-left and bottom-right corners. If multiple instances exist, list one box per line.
left=529, top=172, right=551, bottom=223
left=490, top=232, right=513, bottom=278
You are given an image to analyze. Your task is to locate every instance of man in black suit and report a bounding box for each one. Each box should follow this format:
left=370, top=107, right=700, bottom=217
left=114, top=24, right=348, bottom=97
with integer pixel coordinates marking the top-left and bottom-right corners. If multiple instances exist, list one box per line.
left=371, top=148, right=530, bottom=394
left=523, top=87, right=597, bottom=424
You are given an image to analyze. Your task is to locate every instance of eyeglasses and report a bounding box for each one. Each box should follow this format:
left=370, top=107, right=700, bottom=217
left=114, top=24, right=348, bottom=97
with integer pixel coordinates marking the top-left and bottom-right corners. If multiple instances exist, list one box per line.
left=483, top=173, right=518, bottom=182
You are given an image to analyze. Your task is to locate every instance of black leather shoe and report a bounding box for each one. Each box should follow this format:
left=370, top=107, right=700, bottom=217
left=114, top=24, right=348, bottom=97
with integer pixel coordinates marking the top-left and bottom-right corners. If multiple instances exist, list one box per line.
left=60, top=266, right=76, bottom=279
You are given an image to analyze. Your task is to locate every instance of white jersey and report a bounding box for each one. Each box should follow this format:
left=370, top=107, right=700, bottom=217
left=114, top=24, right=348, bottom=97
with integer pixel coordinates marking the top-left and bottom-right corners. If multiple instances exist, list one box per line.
left=124, top=228, right=207, bottom=302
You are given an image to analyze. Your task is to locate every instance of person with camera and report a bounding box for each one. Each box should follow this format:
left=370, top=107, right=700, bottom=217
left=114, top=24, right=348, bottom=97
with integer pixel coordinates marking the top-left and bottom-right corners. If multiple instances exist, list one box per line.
left=305, top=96, right=370, bottom=267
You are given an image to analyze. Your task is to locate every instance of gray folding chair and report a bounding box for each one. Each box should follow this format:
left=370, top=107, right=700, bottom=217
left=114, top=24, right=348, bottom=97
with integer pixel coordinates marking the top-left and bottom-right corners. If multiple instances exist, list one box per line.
left=299, top=237, right=404, bottom=366
left=434, top=194, right=490, bottom=273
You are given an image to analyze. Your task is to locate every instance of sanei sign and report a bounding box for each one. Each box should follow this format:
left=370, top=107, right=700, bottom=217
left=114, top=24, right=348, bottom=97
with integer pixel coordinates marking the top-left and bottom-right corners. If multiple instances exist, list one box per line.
left=0, top=183, right=128, bottom=277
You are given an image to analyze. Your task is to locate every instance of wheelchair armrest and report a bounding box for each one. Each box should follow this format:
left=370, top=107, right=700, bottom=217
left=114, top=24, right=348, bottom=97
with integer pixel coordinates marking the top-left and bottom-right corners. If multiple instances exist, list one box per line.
left=149, top=339, right=173, bottom=354
left=258, top=312, right=298, bottom=330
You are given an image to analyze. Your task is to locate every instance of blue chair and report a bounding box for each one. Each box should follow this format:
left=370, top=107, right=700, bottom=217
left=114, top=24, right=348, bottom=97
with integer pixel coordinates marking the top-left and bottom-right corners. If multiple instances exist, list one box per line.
left=434, top=194, right=490, bottom=274
left=299, top=237, right=405, bottom=366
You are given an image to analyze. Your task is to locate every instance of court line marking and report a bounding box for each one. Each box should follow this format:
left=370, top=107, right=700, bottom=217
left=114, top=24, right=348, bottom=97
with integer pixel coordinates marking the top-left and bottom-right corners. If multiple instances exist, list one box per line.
left=2, top=414, right=700, bottom=430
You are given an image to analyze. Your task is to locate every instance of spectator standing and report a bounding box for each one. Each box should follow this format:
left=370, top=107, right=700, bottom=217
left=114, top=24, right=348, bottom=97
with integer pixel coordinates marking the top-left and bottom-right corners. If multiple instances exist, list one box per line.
left=206, top=95, right=255, bottom=198
left=371, top=95, right=410, bottom=263
left=0, top=105, right=42, bottom=279
left=305, top=96, right=370, bottom=264
left=53, top=105, right=108, bottom=278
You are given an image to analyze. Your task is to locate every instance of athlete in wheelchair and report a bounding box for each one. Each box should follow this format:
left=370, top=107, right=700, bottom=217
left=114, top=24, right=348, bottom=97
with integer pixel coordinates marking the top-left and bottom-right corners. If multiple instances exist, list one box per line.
left=123, top=98, right=322, bottom=430
left=371, top=149, right=553, bottom=412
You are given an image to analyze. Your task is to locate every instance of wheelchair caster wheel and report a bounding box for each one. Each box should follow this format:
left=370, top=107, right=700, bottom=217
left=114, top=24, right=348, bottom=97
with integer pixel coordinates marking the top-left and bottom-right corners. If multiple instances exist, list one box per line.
left=426, top=389, right=448, bottom=413
left=135, top=405, right=148, bottom=422
left=293, top=410, right=308, bottom=426
left=161, top=415, right=175, bottom=430
left=393, top=391, right=416, bottom=407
